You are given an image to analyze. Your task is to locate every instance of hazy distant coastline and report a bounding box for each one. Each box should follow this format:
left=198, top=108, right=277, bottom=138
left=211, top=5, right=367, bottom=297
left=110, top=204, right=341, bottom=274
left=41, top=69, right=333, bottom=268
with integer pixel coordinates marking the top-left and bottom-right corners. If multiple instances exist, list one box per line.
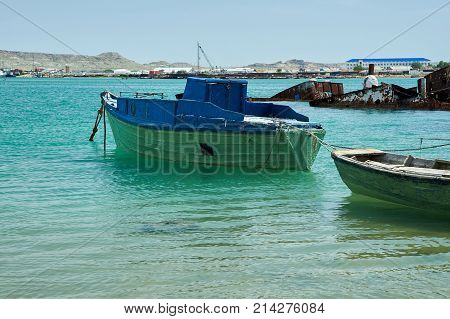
left=0, top=49, right=341, bottom=72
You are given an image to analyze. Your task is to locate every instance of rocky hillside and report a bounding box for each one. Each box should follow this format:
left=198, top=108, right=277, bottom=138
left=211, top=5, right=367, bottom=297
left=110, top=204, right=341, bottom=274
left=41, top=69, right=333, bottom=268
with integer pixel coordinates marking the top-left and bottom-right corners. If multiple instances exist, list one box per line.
left=0, top=49, right=198, bottom=71
left=246, top=59, right=341, bottom=72
left=142, top=61, right=194, bottom=68
left=0, top=50, right=146, bottom=71
left=0, top=49, right=340, bottom=72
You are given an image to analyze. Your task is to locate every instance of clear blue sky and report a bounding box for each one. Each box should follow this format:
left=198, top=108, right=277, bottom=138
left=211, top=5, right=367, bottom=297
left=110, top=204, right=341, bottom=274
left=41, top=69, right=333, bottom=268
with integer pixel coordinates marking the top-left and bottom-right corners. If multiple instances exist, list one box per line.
left=1, top=0, right=449, bottom=65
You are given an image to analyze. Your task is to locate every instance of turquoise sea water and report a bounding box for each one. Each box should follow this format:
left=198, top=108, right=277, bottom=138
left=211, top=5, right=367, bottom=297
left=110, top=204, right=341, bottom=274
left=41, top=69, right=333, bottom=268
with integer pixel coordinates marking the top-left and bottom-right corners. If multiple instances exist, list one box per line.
left=0, top=77, right=449, bottom=298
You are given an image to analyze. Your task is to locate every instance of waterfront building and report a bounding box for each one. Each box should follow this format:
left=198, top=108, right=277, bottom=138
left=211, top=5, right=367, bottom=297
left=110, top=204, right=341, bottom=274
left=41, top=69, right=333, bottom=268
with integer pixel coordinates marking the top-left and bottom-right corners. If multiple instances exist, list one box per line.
left=113, top=69, right=131, bottom=75
left=225, top=67, right=255, bottom=73
left=346, top=58, right=431, bottom=70
left=153, top=67, right=193, bottom=74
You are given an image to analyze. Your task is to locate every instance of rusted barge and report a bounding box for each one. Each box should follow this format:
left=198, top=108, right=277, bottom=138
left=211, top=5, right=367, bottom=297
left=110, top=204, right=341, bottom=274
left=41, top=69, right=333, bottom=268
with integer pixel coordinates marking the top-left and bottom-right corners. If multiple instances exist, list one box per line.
left=310, top=66, right=450, bottom=110
left=426, top=66, right=450, bottom=101
left=247, top=65, right=450, bottom=110
left=249, top=81, right=344, bottom=102
left=309, top=83, right=450, bottom=110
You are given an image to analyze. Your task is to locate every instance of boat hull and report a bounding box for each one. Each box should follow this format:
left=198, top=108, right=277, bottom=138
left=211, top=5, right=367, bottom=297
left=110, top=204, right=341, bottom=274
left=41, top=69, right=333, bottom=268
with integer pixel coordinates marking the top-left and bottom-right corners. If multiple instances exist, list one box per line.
left=106, top=109, right=325, bottom=170
left=332, top=154, right=450, bottom=211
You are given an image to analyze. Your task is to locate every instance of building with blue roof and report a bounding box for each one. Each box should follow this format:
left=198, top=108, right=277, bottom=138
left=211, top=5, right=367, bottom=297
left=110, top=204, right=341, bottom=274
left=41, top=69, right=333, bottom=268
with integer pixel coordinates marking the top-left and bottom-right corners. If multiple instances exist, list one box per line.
left=346, top=58, right=431, bottom=70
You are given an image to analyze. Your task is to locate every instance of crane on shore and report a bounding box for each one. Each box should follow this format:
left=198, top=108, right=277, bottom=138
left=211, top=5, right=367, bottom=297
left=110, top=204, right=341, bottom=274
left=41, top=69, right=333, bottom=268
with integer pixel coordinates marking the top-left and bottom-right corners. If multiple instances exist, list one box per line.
left=197, top=42, right=217, bottom=73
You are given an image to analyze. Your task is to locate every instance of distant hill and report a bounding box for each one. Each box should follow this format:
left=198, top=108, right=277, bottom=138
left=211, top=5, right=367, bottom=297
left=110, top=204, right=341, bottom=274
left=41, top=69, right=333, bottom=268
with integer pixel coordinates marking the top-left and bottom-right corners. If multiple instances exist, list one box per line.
left=0, top=49, right=197, bottom=71
left=246, top=59, right=342, bottom=72
left=143, top=61, right=194, bottom=68
left=0, top=50, right=143, bottom=71
left=247, top=59, right=304, bottom=69
left=0, top=49, right=341, bottom=72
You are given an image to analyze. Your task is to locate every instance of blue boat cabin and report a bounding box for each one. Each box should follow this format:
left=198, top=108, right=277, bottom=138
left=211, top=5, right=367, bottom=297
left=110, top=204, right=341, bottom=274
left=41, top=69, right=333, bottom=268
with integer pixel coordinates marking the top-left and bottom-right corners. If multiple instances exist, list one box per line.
left=114, top=77, right=310, bottom=128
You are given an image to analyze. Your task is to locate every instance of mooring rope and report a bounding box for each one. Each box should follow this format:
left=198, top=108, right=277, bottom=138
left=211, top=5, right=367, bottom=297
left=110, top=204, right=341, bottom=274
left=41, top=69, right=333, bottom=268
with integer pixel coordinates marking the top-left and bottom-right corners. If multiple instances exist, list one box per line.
left=88, top=104, right=107, bottom=152
left=323, top=140, right=450, bottom=152
left=263, top=123, right=283, bottom=167
left=383, top=143, right=450, bottom=152
left=103, top=104, right=106, bottom=152
left=89, top=105, right=104, bottom=142
left=279, top=122, right=450, bottom=154
left=90, top=108, right=448, bottom=156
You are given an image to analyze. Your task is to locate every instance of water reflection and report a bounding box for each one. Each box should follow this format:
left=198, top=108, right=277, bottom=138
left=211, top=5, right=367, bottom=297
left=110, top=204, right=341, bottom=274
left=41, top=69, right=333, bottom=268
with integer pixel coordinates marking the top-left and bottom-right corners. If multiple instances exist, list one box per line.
left=102, top=150, right=325, bottom=242
left=101, top=151, right=450, bottom=266
left=338, top=194, right=450, bottom=231
left=103, top=148, right=322, bottom=193
left=335, top=194, right=450, bottom=260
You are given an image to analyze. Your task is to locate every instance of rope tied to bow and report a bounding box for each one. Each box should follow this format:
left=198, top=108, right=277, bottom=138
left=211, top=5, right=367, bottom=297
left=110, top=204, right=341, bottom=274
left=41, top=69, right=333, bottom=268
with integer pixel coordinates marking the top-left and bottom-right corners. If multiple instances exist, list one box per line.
left=89, top=105, right=104, bottom=142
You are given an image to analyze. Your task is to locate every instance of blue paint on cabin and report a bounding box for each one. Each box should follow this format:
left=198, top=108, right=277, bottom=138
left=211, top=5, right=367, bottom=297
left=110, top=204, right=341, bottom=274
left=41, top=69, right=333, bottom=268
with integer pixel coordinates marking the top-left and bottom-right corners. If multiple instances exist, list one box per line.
left=182, top=77, right=247, bottom=113
left=107, top=77, right=321, bottom=132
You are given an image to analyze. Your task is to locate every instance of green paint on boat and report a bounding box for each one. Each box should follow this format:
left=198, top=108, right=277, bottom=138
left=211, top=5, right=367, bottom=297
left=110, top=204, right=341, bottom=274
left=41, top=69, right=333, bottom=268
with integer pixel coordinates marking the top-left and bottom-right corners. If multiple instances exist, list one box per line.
left=332, top=149, right=450, bottom=212
left=107, top=110, right=325, bottom=171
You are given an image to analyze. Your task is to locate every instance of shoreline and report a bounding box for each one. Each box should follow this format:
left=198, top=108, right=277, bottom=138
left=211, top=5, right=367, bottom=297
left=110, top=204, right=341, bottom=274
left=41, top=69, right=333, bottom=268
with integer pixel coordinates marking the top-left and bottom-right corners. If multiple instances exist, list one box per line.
left=15, top=73, right=421, bottom=80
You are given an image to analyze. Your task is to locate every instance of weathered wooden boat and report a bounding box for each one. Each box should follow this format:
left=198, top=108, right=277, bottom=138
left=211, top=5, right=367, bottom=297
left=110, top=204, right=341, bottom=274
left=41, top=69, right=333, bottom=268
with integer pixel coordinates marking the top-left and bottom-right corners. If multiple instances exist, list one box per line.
left=332, top=149, right=450, bottom=211
left=101, top=77, right=325, bottom=170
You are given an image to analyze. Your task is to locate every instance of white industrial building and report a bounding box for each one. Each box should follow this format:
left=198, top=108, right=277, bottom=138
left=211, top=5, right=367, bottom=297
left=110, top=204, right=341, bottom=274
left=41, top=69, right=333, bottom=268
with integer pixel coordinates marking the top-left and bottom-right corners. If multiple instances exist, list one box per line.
left=346, top=58, right=431, bottom=70
left=225, top=67, right=255, bottom=73
left=153, top=67, right=192, bottom=74
left=113, top=69, right=131, bottom=75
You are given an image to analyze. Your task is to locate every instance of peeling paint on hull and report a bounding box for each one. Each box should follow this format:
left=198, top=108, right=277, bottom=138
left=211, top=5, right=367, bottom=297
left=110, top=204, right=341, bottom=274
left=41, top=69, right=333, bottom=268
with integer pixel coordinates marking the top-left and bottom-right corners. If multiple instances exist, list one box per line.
left=310, top=83, right=450, bottom=110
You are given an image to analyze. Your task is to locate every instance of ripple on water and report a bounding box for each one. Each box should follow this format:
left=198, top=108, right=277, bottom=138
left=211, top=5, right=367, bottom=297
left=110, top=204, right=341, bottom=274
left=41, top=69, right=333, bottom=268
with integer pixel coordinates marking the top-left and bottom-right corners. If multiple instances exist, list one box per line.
left=0, top=78, right=449, bottom=298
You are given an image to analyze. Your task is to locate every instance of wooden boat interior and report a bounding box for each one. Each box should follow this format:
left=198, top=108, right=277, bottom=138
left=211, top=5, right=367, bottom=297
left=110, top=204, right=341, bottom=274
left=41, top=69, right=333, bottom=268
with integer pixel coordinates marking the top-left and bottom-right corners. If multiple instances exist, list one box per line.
left=334, top=149, right=450, bottom=177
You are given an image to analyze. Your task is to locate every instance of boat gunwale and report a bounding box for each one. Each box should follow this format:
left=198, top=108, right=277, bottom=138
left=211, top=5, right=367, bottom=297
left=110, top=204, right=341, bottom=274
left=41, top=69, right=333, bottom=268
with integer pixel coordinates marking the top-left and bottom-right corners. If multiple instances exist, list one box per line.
left=331, top=151, right=450, bottom=183
left=102, top=92, right=325, bottom=135
left=105, top=105, right=325, bottom=137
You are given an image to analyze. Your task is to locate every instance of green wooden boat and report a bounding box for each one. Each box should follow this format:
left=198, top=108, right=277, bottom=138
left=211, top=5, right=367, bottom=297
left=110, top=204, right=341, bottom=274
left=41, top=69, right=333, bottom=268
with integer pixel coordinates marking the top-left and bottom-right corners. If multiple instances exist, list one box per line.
left=101, top=77, right=326, bottom=170
left=106, top=113, right=324, bottom=170
left=332, top=149, right=450, bottom=211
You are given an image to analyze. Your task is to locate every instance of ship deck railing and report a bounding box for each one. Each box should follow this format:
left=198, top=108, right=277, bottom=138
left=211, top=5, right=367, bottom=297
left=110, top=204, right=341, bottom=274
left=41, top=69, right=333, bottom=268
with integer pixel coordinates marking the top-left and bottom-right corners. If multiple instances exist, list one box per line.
left=119, top=92, right=165, bottom=99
